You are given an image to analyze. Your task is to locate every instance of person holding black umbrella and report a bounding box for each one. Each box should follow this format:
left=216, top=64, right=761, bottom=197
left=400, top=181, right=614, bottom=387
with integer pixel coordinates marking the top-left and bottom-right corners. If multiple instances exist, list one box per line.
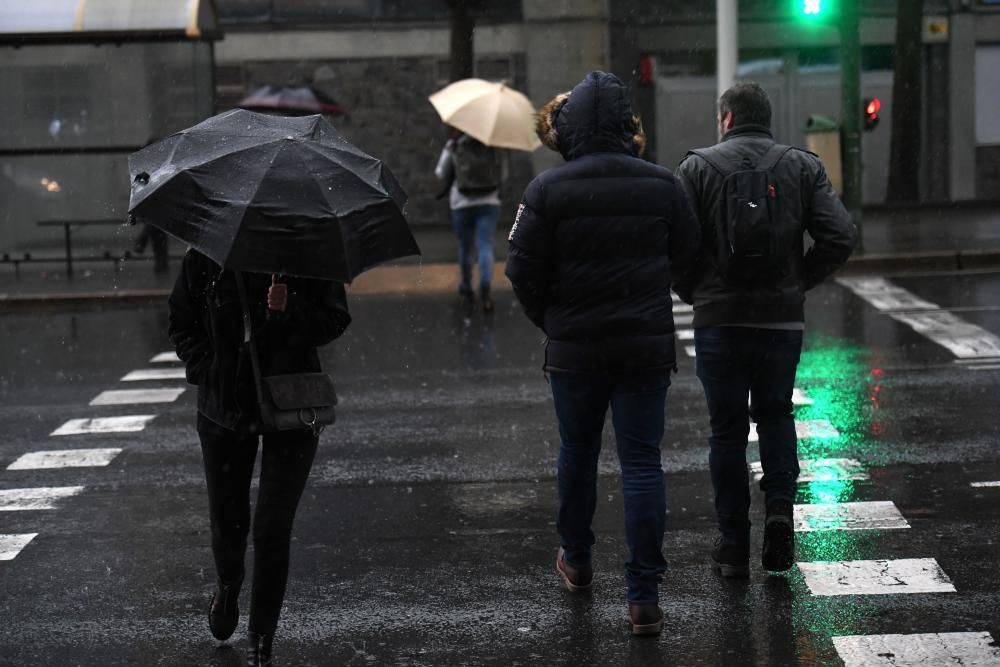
left=169, top=256, right=350, bottom=664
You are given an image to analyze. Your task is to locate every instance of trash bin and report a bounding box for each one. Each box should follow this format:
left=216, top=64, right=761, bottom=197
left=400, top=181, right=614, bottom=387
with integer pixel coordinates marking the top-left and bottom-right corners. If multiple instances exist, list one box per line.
left=804, top=114, right=843, bottom=194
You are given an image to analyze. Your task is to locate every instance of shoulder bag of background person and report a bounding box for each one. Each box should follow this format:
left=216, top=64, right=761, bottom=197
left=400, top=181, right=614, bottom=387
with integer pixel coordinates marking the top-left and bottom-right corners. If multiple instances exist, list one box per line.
left=452, top=134, right=499, bottom=195
left=235, top=274, right=337, bottom=436
left=687, top=143, right=792, bottom=284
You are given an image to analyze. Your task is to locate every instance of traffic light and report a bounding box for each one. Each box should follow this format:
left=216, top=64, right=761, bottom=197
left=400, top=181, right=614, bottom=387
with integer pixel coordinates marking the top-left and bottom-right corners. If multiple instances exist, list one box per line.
left=793, top=0, right=835, bottom=21
left=863, top=97, right=881, bottom=131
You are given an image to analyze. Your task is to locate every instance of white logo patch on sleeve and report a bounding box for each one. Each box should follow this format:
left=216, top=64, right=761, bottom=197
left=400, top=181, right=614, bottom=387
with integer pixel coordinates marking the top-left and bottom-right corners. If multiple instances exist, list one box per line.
left=508, top=204, right=525, bottom=241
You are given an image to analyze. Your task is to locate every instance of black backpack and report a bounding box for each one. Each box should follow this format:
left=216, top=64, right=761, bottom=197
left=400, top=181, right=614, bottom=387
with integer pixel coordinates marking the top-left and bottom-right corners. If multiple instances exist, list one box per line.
left=452, top=135, right=499, bottom=195
left=688, top=143, right=792, bottom=284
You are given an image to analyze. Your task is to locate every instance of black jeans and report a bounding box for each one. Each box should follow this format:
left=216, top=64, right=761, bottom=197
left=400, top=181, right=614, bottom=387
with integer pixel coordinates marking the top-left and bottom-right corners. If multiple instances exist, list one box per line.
left=197, top=413, right=318, bottom=635
left=694, top=327, right=803, bottom=543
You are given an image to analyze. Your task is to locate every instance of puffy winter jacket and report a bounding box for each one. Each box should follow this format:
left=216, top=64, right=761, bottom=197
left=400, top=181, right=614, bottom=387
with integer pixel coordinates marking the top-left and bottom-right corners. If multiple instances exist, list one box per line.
left=168, top=249, right=351, bottom=432
left=675, top=125, right=857, bottom=326
left=505, top=71, right=701, bottom=373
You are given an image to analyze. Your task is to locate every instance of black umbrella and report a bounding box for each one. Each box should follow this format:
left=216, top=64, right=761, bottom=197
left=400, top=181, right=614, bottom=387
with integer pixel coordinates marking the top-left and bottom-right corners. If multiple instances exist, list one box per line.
left=127, top=109, right=419, bottom=281
left=238, top=84, right=348, bottom=117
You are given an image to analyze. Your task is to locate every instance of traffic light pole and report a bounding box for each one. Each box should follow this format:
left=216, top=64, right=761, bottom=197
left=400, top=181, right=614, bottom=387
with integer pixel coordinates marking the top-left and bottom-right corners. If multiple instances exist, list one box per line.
left=717, top=0, right=738, bottom=107
left=839, top=0, right=863, bottom=250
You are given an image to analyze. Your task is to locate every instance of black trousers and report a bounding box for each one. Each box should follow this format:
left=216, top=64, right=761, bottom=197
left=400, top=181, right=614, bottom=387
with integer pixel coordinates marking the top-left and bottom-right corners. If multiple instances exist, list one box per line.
left=197, top=413, right=318, bottom=635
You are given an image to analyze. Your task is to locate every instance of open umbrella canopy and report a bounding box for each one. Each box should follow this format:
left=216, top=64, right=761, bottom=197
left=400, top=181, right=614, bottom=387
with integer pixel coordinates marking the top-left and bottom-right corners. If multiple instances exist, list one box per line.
left=238, top=84, right=348, bottom=117
left=128, top=109, right=419, bottom=282
left=429, top=78, right=541, bottom=152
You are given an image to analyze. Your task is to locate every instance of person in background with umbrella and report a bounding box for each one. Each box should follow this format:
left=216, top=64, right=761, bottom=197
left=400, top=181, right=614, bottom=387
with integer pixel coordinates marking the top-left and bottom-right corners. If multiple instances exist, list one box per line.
left=169, top=255, right=350, bottom=665
left=429, top=78, right=541, bottom=313
left=505, top=71, right=700, bottom=635
left=434, top=128, right=502, bottom=312
left=131, top=109, right=418, bottom=665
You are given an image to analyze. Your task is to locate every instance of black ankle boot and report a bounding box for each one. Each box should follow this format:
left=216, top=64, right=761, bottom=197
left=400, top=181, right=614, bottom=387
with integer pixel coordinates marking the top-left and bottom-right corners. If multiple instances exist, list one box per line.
left=208, top=579, right=242, bottom=641
left=247, top=632, right=273, bottom=666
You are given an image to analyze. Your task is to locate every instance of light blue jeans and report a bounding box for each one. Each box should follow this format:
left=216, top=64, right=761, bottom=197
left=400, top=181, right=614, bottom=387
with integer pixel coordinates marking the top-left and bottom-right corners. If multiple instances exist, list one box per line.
left=451, top=205, right=500, bottom=293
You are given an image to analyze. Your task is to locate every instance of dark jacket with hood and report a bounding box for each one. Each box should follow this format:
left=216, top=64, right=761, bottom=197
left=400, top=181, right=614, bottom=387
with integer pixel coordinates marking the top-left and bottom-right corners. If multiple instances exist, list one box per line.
left=674, top=125, right=857, bottom=326
left=168, top=249, right=351, bottom=432
left=505, top=71, right=701, bottom=373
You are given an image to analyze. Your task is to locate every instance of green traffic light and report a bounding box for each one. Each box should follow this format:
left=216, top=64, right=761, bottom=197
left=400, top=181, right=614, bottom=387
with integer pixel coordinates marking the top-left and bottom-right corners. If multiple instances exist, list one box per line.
left=804, top=0, right=822, bottom=14
left=794, top=0, right=836, bottom=20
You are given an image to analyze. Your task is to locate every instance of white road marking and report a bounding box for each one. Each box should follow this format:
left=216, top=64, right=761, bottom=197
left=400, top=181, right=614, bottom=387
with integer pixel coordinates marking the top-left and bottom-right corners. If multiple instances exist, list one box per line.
left=792, top=388, right=814, bottom=405
left=673, top=304, right=694, bottom=314
left=833, top=631, right=1000, bottom=667
left=794, top=501, right=909, bottom=532
left=120, top=368, right=187, bottom=382
left=965, top=364, right=1000, bottom=371
left=751, top=458, right=868, bottom=483
left=676, top=329, right=695, bottom=340
left=837, top=277, right=939, bottom=311
left=971, top=481, right=1000, bottom=488
left=889, top=311, right=1000, bottom=359
left=0, top=534, right=38, bottom=561
left=0, top=486, right=86, bottom=511
left=954, top=357, right=1000, bottom=364
left=50, top=415, right=156, bottom=436
left=684, top=345, right=696, bottom=358
left=89, top=388, right=185, bottom=406
left=749, top=419, right=839, bottom=442
left=7, top=448, right=122, bottom=471
left=675, top=314, right=693, bottom=327
left=797, top=558, right=956, bottom=596
left=150, top=351, right=181, bottom=363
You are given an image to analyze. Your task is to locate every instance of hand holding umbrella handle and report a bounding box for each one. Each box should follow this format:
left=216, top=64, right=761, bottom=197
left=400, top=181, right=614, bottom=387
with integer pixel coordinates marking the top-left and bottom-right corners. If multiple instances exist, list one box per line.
left=267, top=274, right=288, bottom=313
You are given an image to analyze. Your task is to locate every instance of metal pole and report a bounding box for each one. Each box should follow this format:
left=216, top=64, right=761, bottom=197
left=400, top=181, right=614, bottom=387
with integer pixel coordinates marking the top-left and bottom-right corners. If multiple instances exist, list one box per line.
left=839, top=0, right=863, bottom=250
left=717, top=0, right=738, bottom=103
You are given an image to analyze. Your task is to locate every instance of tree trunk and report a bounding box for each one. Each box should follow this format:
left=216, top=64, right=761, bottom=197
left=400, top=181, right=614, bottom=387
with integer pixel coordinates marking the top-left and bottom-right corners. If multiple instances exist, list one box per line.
left=448, top=0, right=479, bottom=82
left=886, top=0, right=924, bottom=203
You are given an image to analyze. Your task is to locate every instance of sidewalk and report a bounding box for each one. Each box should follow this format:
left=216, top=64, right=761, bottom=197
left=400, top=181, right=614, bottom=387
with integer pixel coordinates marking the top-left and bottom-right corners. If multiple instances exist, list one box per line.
left=2, top=203, right=999, bottom=310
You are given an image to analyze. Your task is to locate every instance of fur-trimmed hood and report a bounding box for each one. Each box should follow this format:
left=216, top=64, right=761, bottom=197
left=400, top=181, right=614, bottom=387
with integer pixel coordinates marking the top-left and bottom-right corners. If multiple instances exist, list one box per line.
left=536, top=71, right=646, bottom=160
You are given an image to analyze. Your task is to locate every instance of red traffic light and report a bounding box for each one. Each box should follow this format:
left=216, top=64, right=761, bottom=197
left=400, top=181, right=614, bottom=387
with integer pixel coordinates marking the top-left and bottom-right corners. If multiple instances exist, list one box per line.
left=863, top=97, right=881, bottom=131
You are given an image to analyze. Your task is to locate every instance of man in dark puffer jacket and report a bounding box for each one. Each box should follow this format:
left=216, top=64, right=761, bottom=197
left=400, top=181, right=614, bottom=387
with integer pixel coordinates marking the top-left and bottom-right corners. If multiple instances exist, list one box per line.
left=506, top=71, right=700, bottom=635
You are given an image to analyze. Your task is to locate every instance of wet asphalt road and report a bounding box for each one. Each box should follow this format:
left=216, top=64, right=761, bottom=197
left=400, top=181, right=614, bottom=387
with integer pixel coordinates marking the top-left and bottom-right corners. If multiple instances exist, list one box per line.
left=0, top=270, right=999, bottom=666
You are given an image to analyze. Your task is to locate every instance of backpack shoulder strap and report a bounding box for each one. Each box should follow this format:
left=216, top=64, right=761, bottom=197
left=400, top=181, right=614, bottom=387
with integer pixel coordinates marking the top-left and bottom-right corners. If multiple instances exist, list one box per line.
left=756, top=143, right=792, bottom=172
left=687, top=148, right=735, bottom=177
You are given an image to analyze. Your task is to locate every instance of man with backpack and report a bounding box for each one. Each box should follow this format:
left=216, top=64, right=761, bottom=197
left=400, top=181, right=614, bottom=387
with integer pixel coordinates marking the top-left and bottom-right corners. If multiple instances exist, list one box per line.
left=435, top=131, right=502, bottom=312
left=675, top=82, right=856, bottom=578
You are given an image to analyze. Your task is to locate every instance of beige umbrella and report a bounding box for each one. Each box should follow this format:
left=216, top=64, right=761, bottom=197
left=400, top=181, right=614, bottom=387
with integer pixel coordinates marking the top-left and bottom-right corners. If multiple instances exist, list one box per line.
left=429, top=78, right=541, bottom=152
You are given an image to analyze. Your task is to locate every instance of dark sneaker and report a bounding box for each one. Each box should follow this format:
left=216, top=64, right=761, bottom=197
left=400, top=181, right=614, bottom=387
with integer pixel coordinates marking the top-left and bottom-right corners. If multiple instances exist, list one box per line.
left=458, top=288, right=475, bottom=310
left=762, top=500, right=795, bottom=572
left=208, top=579, right=241, bottom=641
left=628, top=603, right=664, bottom=636
left=711, top=537, right=750, bottom=578
left=556, top=547, right=593, bottom=593
left=247, top=632, right=273, bottom=666
left=480, top=286, right=495, bottom=313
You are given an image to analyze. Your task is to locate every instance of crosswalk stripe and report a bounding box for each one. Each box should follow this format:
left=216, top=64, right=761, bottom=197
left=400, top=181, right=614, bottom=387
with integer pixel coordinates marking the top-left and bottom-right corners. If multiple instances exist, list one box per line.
left=675, top=314, right=693, bottom=327
left=794, top=501, right=909, bottom=532
left=964, top=364, right=1000, bottom=371
left=837, top=277, right=940, bottom=311
left=888, top=311, right=1000, bottom=359
left=150, top=351, right=181, bottom=363
left=791, top=388, right=814, bottom=405
left=749, top=419, right=839, bottom=442
left=120, top=368, right=187, bottom=382
left=0, top=534, right=38, bottom=561
left=50, top=415, right=156, bottom=436
left=675, top=329, right=695, bottom=340
left=89, top=388, right=185, bottom=406
left=970, top=481, right=1000, bottom=488
left=7, top=448, right=122, bottom=471
left=673, top=304, right=694, bottom=314
left=751, top=458, right=867, bottom=483
left=833, top=631, right=1000, bottom=667
left=797, top=558, right=956, bottom=596
left=0, top=486, right=86, bottom=511
left=684, top=345, right=696, bottom=358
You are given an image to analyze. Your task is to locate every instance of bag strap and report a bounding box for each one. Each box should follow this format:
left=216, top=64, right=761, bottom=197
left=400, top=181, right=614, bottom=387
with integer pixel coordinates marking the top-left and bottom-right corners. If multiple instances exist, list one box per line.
left=687, top=148, right=734, bottom=177
left=756, top=143, right=792, bottom=172
left=235, top=272, right=268, bottom=413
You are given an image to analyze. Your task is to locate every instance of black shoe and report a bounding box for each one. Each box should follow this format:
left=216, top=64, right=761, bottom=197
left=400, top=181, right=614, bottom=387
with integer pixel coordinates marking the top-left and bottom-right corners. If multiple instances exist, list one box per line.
left=458, top=288, right=475, bottom=310
left=247, top=632, right=273, bottom=667
left=762, top=500, right=795, bottom=572
left=628, top=603, right=664, bottom=636
left=208, top=579, right=242, bottom=641
left=556, top=547, right=593, bottom=592
left=480, top=286, right=495, bottom=313
left=711, top=537, right=750, bottom=578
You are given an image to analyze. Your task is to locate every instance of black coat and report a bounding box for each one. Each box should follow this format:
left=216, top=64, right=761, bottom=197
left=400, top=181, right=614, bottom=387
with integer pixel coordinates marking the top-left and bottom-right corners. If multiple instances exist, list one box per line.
left=505, top=71, right=701, bottom=373
left=675, top=125, right=857, bottom=326
left=168, top=250, right=351, bottom=432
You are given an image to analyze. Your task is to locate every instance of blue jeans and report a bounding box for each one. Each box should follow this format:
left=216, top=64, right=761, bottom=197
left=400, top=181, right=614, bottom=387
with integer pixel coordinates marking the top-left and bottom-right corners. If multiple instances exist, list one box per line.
left=451, top=205, right=500, bottom=293
left=694, top=327, right=803, bottom=543
left=549, top=370, right=671, bottom=604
